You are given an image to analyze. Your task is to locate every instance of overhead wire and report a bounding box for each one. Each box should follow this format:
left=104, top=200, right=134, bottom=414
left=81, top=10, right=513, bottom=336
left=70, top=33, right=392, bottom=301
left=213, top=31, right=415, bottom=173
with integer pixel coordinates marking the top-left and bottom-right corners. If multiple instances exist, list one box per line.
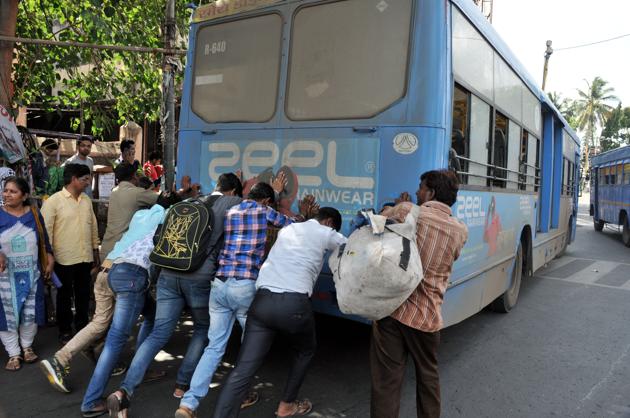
left=555, top=33, right=630, bottom=51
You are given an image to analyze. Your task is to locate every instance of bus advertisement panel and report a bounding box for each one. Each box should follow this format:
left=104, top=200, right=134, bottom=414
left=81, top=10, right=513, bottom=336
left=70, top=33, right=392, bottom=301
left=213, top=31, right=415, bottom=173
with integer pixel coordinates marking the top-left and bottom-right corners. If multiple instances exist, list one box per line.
left=201, top=136, right=379, bottom=235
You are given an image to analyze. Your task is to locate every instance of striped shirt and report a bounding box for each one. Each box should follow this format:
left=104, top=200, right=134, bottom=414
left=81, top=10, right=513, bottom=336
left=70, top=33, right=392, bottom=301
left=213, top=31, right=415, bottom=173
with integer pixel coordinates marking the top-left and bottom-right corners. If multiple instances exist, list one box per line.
left=216, top=200, right=292, bottom=281
left=387, top=201, right=468, bottom=332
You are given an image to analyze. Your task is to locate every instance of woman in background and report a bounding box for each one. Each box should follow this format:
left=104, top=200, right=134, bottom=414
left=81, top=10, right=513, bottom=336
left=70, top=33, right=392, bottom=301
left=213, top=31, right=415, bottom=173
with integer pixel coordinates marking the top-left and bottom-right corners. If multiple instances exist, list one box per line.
left=0, top=177, right=54, bottom=371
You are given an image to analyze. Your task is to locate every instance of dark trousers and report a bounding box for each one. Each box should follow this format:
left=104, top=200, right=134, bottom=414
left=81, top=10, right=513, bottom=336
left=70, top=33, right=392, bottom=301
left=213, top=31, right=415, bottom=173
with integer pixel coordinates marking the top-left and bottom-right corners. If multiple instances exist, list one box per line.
left=55, top=262, right=93, bottom=335
left=370, top=317, right=441, bottom=418
left=212, top=288, right=317, bottom=418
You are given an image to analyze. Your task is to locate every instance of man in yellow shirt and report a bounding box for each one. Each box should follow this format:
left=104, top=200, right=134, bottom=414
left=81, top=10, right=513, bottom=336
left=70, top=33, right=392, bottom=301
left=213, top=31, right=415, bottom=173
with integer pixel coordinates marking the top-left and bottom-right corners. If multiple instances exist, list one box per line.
left=42, top=163, right=100, bottom=344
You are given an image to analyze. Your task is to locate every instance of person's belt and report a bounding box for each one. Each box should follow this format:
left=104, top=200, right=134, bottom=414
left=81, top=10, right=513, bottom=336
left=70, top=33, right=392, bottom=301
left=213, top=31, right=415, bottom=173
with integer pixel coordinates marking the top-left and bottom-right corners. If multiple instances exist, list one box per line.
left=100, top=259, right=113, bottom=273
left=258, top=288, right=309, bottom=298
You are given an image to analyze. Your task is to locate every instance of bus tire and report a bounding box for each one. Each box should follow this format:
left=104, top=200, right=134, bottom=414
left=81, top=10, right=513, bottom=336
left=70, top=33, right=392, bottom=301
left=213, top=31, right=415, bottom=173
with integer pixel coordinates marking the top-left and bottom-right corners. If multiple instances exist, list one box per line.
left=622, top=217, right=630, bottom=247
left=594, top=219, right=604, bottom=232
left=491, top=244, right=523, bottom=313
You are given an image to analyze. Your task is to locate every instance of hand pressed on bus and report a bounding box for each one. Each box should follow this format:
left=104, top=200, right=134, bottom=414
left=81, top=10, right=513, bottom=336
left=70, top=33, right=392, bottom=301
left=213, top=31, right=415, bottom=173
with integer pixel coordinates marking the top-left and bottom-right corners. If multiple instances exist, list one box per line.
left=271, top=171, right=288, bottom=194
left=298, top=194, right=320, bottom=220
left=395, top=191, right=412, bottom=204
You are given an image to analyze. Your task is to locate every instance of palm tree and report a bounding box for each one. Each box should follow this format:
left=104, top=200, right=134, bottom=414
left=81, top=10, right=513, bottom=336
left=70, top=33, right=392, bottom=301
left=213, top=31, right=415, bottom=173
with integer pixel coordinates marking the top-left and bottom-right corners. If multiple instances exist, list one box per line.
left=547, top=92, right=578, bottom=130
left=573, top=77, right=618, bottom=171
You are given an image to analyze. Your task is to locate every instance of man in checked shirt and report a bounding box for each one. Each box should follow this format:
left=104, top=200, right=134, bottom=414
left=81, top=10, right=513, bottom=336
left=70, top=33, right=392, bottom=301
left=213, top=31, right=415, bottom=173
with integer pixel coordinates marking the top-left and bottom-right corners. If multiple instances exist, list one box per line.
left=372, top=170, right=468, bottom=418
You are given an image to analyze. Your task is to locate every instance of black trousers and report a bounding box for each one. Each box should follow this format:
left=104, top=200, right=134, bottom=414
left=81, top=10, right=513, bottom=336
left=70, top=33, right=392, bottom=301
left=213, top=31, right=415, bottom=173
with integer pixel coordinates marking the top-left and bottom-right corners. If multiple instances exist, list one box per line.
left=212, top=288, right=317, bottom=418
left=54, top=262, right=93, bottom=335
left=370, top=317, right=441, bottom=418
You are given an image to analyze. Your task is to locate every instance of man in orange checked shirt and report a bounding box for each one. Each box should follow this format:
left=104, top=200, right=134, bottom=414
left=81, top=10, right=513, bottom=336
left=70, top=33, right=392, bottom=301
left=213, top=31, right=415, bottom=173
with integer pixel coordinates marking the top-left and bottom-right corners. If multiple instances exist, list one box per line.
left=372, top=170, right=468, bottom=418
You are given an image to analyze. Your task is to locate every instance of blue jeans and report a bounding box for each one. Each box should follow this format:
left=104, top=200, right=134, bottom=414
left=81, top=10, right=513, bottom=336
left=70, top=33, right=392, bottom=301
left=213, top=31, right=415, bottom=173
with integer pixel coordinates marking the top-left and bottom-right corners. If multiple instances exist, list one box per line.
left=120, top=274, right=211, bottom=397
left=81, top=263, right=148, bottom=411
left=180, top=278, right=257, bottom=411
left=136, top=291, right=156, bottom=348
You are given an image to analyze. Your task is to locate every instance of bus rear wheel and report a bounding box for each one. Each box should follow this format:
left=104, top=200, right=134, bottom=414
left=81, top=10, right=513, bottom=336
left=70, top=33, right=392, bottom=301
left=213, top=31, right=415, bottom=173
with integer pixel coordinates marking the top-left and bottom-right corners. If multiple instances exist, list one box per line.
left=594, top=219, right=604, bottom=232
left=622, top=217, right=630, bottom=247
left=491, top=244, right=523, bottom=313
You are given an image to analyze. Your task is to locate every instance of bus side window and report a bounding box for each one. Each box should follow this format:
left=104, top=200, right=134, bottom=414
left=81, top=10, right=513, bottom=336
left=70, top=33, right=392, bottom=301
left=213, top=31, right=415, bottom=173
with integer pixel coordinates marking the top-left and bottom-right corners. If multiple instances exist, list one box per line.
left=533, top=135, right=541, bottom=192
left=469, top=94, right=491, bottom=186
left=518, top=130, right=528, bottom=190
left=451, top=85, right=470, bottom=182
left=506, top=120, right=520, bottom=190
left=560, top=158, right=567, bottom=195
left=491, top=112, right=508, bottom=188
left=564, top=159, right=574, bottom=195
left=451, top=84, right=491, bottom=187
left=569, top=161, right=575, bottom=195
left=625, top=163, right=630, bottom=185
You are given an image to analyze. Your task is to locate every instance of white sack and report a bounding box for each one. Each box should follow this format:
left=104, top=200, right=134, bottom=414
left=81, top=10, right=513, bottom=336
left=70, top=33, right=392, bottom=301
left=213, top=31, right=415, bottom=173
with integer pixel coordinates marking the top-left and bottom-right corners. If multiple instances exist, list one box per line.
left=329, top=205, right=423, bottom=320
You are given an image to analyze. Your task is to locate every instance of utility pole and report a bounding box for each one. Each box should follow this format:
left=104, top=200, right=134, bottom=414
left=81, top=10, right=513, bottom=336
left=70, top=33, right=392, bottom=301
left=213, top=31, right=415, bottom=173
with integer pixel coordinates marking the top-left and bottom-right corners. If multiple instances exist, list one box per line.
left=542, top=40, right=553, bottom=91
left=162, top=0, right=177, bottom=192
left=0, top=0, right=19, bottom=110
left=473, top=0, right=493, bottom=22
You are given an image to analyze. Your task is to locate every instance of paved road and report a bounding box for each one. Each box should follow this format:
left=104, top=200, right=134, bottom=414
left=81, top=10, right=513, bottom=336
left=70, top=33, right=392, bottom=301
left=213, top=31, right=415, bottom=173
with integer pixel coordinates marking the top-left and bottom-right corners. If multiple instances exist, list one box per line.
left=1, top=195, right=630, bottom=417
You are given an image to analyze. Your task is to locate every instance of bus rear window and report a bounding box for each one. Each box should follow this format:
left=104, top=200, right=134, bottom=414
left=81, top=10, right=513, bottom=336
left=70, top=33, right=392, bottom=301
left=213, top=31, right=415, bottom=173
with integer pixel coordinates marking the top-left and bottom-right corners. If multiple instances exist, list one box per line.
left=286, top=0, right=412, bottom=120
left=192, top=14, right=282, bottom=123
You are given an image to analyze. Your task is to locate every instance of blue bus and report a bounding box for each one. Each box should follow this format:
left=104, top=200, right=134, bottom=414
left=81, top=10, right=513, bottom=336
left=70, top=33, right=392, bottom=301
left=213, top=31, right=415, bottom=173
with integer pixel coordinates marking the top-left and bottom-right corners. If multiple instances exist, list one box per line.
left=590, top=146, right=630, bottom=246
left=176, top=0, right=580, bottom=327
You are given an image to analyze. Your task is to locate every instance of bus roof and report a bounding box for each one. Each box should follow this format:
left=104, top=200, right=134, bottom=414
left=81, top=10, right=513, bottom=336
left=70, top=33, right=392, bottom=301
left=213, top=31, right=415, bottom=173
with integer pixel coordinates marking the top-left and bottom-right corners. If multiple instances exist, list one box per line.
left=591, top=146, right=630, bottom=166
left=452, top=0, right=581, bottom=146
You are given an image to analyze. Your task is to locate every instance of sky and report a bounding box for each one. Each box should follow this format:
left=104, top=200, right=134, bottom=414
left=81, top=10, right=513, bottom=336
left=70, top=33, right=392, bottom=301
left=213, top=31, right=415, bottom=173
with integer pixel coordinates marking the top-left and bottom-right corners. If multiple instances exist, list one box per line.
left=492, top=0, right=630, bottom=107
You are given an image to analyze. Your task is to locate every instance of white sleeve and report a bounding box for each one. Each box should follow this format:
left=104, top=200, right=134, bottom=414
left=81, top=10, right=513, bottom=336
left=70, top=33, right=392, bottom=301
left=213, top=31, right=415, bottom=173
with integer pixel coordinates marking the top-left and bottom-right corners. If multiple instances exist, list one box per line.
left=326, top=230, right=347, bottom=252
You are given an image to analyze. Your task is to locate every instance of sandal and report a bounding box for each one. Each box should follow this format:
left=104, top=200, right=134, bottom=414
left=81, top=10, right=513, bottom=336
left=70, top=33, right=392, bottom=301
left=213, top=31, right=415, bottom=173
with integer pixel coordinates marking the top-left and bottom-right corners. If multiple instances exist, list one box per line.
left=107, top=389, right=130, bottom=417
left=23, top=347, right=38, bottom=363
left=173, top=383, right=189, bottom=399
left=240, top=390, right=259, bottom=409
left=5, top=356, right=22, bottom=371
left=276, top=399, right=312, bottom=417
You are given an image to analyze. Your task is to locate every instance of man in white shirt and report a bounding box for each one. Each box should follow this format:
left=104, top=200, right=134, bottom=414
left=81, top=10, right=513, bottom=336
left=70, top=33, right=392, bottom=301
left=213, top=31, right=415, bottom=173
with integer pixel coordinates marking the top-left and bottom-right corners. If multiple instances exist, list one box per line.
left=205, top=207, right=346, bottom=418
left=63, top=136, right=94, bottom=198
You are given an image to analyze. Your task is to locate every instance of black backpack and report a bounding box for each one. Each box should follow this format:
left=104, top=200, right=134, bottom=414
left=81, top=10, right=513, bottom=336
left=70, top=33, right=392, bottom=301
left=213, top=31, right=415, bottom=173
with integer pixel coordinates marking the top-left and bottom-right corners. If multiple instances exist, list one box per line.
left=149, top=195, right=220, bottom=272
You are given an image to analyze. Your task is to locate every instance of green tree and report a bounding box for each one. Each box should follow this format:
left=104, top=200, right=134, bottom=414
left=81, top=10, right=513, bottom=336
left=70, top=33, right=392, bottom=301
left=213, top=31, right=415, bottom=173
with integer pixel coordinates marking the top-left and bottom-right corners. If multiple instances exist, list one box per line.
left=547, top=91, right=579, bottom=130
left=11, top=0, right=192, bottom=136
left=573, top=77, right=618, bottom=171
left=600, top=104, right=630, bottom=151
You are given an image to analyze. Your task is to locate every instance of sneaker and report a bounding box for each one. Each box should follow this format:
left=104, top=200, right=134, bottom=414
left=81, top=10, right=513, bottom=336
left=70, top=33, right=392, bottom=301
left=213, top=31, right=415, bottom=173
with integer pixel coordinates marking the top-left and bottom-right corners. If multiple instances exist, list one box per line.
left=111, top=362, right=128, bottom=377
left=39, top=357, right=71, bottom=393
